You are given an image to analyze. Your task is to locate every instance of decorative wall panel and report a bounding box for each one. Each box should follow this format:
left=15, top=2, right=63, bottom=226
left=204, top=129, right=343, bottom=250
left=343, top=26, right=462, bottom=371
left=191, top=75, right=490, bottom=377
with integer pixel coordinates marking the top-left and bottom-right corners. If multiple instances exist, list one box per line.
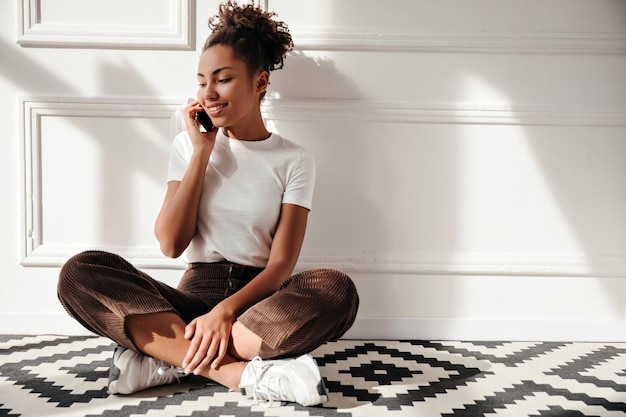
left=17, top=0, right=193, bottom=49
left=19, top=96, right=186, bottom=268
left=270, top=0, right=626, bottom=53
left=18, top=96, right=626, bottom=279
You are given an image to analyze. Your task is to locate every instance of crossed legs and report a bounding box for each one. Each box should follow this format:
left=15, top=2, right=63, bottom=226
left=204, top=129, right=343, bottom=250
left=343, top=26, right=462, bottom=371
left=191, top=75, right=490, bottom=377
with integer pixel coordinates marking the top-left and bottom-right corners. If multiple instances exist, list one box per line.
left=58, top=251, right=359, bottom=394
left=125, top=312, right=261, bottom=390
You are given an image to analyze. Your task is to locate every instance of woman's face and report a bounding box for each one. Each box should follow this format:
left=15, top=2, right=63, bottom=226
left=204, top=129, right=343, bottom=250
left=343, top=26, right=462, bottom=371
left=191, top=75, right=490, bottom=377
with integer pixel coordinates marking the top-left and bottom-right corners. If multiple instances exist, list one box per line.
left=196, top=44, right=268, bottom=133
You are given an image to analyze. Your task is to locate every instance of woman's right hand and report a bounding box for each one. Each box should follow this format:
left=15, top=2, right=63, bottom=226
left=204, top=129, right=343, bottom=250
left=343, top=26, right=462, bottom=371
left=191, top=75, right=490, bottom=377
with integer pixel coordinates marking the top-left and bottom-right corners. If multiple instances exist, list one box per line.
left=182, top=304, right=235, bottom=373
left=183, top=100, right=217, bottom=153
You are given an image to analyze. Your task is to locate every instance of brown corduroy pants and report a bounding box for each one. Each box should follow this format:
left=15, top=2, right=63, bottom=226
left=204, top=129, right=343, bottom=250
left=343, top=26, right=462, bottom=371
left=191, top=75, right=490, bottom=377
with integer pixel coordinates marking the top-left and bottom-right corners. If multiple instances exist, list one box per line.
left=57, top=250, right=359, bottom=358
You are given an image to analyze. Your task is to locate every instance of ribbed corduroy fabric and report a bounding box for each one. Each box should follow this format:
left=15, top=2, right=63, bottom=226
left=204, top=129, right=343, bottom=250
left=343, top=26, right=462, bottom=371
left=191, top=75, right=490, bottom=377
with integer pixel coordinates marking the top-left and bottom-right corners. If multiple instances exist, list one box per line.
left=58, top=250, right=358, bottom=358
left=239, top=268, right=358, bottom=357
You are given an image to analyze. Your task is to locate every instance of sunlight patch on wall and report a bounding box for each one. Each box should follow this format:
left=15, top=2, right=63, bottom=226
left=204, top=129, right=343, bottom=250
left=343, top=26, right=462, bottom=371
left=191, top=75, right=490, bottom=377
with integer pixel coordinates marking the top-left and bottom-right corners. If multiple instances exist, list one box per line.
left=455, top=75, right=586, bottom=260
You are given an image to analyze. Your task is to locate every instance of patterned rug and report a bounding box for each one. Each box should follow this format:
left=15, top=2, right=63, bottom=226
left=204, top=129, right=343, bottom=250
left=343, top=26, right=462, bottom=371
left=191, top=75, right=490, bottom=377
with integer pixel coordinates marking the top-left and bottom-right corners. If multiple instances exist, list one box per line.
left=1, top=335, right=625, bottom=417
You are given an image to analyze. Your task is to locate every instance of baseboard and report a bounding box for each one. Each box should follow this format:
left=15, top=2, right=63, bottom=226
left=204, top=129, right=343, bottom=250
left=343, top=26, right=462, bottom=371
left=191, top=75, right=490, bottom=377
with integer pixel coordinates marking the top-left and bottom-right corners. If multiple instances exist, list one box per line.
left=1, top=313, right=94, bottom=336
left=343, top=317, right=626, bottom=342
left=2, top=313, right=625, bottom=342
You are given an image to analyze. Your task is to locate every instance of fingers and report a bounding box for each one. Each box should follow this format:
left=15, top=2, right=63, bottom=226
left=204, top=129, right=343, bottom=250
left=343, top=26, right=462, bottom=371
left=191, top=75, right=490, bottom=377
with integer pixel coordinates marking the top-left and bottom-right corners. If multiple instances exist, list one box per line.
left=182, top=333, right=204, bottom=374
left=184, top=320, right=196, bottom=340
left=188, top=337, right=213, bottom=375
left=182, top=331, right=228, bottom=375
left=183, top=102, right=216, bottom=147
left=182, top=100, right=203, bottom=126
left=211, top=337, right=228, bottom=370
left=181, top=313, right=233, bottom=374
left=185, top=99, right=201, bottom=111
left=181, top=320, right=197, bottom=370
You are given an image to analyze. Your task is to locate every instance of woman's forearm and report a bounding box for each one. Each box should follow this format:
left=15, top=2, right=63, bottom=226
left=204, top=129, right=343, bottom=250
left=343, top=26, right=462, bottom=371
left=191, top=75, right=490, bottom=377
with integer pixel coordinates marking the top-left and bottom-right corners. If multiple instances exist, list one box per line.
left=155, top=148, right=212, bottom=258
left=217, top=261, right=294, bottom=320
left=219, top=204, right=308, bottom=319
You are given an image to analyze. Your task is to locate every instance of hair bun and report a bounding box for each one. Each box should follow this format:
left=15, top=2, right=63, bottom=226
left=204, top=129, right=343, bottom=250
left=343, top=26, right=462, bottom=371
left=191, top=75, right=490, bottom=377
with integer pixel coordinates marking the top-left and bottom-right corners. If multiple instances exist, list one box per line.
left=205, top=1, right=293, bottom=73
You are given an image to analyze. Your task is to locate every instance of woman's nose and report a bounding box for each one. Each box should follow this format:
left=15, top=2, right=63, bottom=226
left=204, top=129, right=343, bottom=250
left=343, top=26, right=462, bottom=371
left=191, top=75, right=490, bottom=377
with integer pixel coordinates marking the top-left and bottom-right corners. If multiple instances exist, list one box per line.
left=202, top=83, right=217, bottom=100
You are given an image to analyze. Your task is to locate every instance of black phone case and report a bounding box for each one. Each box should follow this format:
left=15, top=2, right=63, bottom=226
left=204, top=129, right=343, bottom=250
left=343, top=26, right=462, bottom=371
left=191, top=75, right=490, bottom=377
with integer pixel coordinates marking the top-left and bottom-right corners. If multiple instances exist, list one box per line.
left=196, top=109, right=213, bottom=131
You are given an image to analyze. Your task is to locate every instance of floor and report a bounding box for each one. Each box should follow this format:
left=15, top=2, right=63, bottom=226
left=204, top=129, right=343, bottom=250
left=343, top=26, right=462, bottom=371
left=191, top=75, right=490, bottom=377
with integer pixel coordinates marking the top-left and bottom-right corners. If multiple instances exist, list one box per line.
left=1, top=335, right=625, bottom=416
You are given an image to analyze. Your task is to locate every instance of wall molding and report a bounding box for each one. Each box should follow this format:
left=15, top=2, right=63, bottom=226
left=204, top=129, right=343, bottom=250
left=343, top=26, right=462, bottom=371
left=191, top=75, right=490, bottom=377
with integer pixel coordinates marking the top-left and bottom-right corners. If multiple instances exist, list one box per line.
left=17, top=0, right=193, bottom=49
left=292, top=29, right=626, bottom=54
left=296, top=251, right=626, bottom=278
left=21, top=244, right=626, bottom=279
left=262, top=98, right=626, bottom=127
left=18, top=95, right=187, bottom=268
left=18, top=96, right=626, bottom=277
left=344, top=317, right=626, bottom=342
left=20, top=245, right=185, bottom=269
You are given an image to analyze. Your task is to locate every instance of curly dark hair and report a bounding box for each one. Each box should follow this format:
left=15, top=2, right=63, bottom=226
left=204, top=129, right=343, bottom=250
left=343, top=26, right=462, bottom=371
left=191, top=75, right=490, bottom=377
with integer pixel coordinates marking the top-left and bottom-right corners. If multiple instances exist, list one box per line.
left=204, top=1, right=294, bottom=77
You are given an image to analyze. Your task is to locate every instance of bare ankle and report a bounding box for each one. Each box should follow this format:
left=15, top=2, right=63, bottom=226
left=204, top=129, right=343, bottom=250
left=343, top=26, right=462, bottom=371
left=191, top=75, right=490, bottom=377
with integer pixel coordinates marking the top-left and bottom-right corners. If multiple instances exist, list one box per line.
left=232, top=360, right=249, bottom=391
left=203, top=359, right=249, bottom=391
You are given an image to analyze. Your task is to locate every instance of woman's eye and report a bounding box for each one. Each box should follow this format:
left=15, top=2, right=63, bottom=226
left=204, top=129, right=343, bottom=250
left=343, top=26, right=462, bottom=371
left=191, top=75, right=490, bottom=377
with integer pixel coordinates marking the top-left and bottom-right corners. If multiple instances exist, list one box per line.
left=197, top=83, right=207, bottom=87
left=217, top=78, right=231, bottom=83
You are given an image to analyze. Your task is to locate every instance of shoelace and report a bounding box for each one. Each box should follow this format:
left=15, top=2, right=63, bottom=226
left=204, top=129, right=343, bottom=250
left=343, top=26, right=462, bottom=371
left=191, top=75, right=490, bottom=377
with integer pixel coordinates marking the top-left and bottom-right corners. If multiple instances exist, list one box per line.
left=247, top=357, right=284, bottom=407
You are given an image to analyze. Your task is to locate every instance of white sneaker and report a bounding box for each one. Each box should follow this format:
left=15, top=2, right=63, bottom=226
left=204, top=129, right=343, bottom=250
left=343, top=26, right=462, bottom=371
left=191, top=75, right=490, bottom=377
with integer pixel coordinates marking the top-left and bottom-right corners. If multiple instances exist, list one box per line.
left=108, top=345, right=185, bottom=394
left=239, top=354, right=328, bottom=407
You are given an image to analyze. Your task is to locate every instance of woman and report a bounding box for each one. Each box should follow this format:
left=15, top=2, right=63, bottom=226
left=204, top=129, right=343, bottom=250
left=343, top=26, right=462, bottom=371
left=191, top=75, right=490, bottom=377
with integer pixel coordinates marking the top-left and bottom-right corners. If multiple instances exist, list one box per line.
left=57, top=1, right=358, bottom=407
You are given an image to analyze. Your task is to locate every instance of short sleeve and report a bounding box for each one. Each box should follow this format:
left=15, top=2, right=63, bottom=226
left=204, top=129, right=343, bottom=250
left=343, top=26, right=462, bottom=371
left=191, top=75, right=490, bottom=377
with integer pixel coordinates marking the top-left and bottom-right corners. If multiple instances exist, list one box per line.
left=282, top=148, right=316, bottom=210
left=167, top=132, right=193, bottom=182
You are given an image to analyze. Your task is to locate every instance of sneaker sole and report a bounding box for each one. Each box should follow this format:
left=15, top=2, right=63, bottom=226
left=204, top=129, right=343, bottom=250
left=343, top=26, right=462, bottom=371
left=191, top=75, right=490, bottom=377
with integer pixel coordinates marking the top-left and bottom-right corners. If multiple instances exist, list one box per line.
left=108, top=348, right=137, bottom=395
left=107, top=346, right=126, bottom=394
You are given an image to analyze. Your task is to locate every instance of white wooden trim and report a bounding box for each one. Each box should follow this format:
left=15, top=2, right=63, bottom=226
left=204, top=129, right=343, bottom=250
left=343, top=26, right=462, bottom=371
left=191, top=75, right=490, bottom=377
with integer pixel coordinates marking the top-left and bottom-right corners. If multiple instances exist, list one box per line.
left=292, top=29, right=626, bottom=54
left=19, top=243, right=626, bottom=278
left=344, top=317, right=626, bottom=342
left=296, top=251, right=626, bottom=278
left=18, top=96, right=626, bottom=277
left=18, top=95, right=188, bottom=267
left=17, top=0, right=193, bottom=49
left=20, top=245, right=185, bottom=269
left=261, top=98, right=626, bottom=127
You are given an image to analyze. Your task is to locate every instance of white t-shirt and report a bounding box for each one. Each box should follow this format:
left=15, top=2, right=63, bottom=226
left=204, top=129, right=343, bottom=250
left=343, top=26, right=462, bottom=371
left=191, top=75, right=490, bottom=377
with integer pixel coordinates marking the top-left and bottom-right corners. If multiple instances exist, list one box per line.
left=167, top=129, right=315, bottom=267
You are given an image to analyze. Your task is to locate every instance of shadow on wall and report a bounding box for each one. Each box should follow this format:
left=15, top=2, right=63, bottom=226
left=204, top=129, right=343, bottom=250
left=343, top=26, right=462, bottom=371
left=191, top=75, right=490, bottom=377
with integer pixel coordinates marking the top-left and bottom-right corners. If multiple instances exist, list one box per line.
left=524, top=127, right=626, bottom=315
left=271, top=43, right=626, bottom=328
left=269, top=51, right=398, bottom=258
left=270, top=49, right=467, bottom=333
left=270, top=50, right=361, bottom=99
left=457, top=71, right=626, bottom=316
left=0, top=38, right=171, bottom=248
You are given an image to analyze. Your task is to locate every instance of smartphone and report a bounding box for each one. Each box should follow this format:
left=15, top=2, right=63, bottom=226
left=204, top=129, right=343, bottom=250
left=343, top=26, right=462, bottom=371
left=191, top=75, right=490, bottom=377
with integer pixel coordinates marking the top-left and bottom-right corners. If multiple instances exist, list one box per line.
left=195, top=109, right=213, bottom=132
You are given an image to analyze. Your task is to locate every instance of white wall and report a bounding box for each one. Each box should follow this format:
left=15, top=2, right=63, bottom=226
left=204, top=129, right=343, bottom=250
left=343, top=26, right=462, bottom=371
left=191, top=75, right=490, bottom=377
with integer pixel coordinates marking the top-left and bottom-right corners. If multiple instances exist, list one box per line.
left=1, top=0, right=625, bottom=341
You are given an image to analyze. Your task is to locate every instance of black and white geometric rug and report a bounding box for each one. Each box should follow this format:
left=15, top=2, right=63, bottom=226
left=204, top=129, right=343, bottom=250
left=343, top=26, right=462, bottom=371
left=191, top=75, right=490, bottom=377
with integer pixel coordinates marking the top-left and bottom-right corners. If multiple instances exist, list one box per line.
left=1, top=335, right=625, bottom=416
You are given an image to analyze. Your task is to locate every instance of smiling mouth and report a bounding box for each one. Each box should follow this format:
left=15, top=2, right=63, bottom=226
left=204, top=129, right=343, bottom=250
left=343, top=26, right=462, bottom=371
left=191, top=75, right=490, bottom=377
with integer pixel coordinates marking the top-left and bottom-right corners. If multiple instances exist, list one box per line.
left=207, top=103, right=228, bottom=113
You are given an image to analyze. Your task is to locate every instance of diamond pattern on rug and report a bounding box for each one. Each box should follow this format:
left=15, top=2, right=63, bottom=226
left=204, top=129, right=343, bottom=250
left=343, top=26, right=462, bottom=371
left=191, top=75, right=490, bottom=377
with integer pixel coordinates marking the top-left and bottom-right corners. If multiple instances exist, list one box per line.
left=0, top=335, right=624, bottom=417
left=314, top=340, right=492, bottom=411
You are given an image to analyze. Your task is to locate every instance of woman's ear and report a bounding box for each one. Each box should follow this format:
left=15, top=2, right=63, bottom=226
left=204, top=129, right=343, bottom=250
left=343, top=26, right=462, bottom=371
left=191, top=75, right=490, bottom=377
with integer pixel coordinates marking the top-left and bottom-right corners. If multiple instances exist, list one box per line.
left=255, top=71, right=270, bottom=93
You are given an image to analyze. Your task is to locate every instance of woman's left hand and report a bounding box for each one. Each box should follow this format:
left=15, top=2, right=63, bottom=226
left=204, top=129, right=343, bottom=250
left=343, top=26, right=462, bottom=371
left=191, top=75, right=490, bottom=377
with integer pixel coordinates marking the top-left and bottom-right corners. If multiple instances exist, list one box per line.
left=182, top=305, right=233, bottom=374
